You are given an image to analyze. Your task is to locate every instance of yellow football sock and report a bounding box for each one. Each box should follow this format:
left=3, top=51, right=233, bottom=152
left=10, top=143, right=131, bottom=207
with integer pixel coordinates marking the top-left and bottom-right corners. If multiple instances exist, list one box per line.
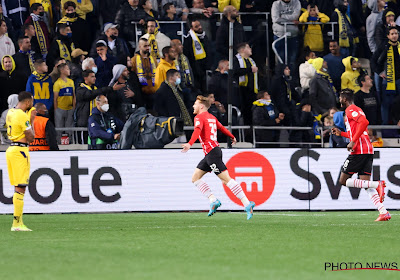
left=12, top=192, right=24, bottom=227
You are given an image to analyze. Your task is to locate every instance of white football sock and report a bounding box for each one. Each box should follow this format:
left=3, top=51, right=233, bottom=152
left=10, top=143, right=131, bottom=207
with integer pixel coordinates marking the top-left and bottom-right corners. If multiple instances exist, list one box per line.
left=194, top=180, right=214, bottom=201
left=366, top=188, right=388, bottom=214
left=346, top=179, right=379, bottom=189
left=227, top=179, right=250, bottom=207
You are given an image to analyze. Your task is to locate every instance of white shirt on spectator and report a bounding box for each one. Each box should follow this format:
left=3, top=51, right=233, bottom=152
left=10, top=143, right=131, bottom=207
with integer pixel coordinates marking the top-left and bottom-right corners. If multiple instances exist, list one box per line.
left=0, top=34, right=15, bottom=59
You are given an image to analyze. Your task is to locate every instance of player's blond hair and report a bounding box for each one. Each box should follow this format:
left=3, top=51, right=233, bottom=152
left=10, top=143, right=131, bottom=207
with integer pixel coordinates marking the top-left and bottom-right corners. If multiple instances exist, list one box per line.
left=196, top=95, right=211, bottom=109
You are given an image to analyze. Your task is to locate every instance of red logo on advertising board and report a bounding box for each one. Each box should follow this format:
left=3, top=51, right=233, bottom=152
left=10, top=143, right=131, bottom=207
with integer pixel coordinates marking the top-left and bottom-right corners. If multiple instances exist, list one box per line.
left=223, top=152, right=275, bottom=206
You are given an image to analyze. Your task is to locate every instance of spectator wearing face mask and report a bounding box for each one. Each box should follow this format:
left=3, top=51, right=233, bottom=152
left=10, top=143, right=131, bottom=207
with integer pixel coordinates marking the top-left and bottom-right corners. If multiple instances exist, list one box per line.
left=47, top=23, right=75, bottom=71
left=89, top=23, right=130, bottom=65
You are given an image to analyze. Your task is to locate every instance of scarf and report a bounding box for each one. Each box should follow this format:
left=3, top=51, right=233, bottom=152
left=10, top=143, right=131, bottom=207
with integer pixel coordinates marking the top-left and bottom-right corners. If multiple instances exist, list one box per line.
left=136, top=54, right=156, bottom=86
left=165, top=81, right=193, bottom=126
left=31, top=13, right=48, bottom=56
left=19, top=50, right=35, bottom=72
left=386, top=42, right=400, bottom=92
left=175, top=54, right=193, bottom=87
left=335, top=8, right=359, bottom=48
left=189, top=29, right=206, bottom=60
left=236, top=53, right=258, bottom=93
left=32, top=71, right=48, bottom=81
left=148, top=30, right=160, bottom=60
left=80, top=83, right=97, bottom=116
left=317, top=70, right=337, bottom=97
left=253, top=99, right=271, bottom=106
left=56, top=40, right=75, bottom=61
left=58, top=15, right=78, bottom=24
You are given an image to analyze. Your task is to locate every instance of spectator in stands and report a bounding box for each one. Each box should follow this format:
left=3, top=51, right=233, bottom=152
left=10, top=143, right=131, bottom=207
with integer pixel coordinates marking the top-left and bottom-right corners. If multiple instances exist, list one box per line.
left=289, top=99, right=314, bottom=145
left=49, top=57, right=66, bottom=83
left=29, top=0, right=53, bottom=31
left=323, top=40, right=345, bottom=91
left=330, top=110, right=349, bottom=148
left=183, top=18, right=210, bottom=93
left=309, top=58, right=338, bottom=116
left=115, top=0, right=147, bottom=50
left=58, top=1, right=90, bottom=52
left=155, top=46, right=177, bottom=90
left=70, top=48, right=86, bottom=86
left=47, top=23, right=74, bottom=71
left=371, top=26, right=400, bottom=124
left=208, top=59, right=238, bottom=108
left=29, top=103, right=59, bottom=151
left=161, top=0, right=189, bottom=21
left=171, top=39, right=196, bottom=96
left=367, top=0, right=386, bottom=54
left=94, top=40, right=117, bottom=88
left=161, top=3, right=181, bottom=40
left=355, top=74, right=380, bottom=125
left=100, top=0, right=125, bottom=24
left=88, top=94, right=124, bottom=150
left=1, top=0, right=29, bottom=37
left=217, top=0, right=239, bottom=12
left=13, top=37, right=38, bottom=81
left=24, top=3, right=50, bottom=59
left=140, top=19, right=171, bottom=61
left=154, top=69, right=193, bottom=126
left=131, top=38, right=158, bottom=109
left=89, top=23, right=130, bottom=65
left=0, top=3, right=15, bottom=41
left=75, top=70, right=125, bottom=143
left=0, top=94, right=18, bottom=144
left=26, top=59, right=54, bottom=120
left=298, top=4, right=329, bottom=56
left=0, top=56, right=26, bottom=113
left=375, top=9, right=396, bottom=51
left=140, top=0, right=160, bottom=24
left=107, top=64, right=144, bottom=121
left=22, top=23, right=40, bottom=56
left=298, top=47, right=316, bottom=96
left=331, top=0, right=359, bottom=57
left=270, top=64, right=301, bottom=126
left=205, top=92, right=227, bottom=125
left=190, top=0, right=218, bottom=41
left=233, top=42, right=258, bottom=126
left=271, top=0, right=301, bottom=72
left=82, top=57, right=97, bottom=72
left=216, top=5, right=245, bottom=60
left=61, top=0, right=93, bottom=20
left=54, top=63, right=75, bottom=140
left=341, top=56, right=365, bottom=92
left=0, top=19, right=14, bottom=59
left=252, top=90, right=285, bottom=147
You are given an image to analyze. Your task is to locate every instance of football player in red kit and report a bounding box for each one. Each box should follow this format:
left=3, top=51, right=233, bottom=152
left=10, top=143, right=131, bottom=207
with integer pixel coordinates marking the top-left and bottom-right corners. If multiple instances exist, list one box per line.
left=332, top=89, right=390, bottom=221
left=181, top=95, right=255, bottom=220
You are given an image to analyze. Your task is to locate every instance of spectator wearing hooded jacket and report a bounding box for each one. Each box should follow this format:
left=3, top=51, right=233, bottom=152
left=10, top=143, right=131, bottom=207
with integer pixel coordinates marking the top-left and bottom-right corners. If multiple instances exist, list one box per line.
left=298, top=46, right=316, bottom=95
left=331, top=0, right=359, bottom=57
left=366, top=0, right=386, bottom=54
left=341, top=56, right=366, bottom=92
left=375, top=9, right=397, bottom=51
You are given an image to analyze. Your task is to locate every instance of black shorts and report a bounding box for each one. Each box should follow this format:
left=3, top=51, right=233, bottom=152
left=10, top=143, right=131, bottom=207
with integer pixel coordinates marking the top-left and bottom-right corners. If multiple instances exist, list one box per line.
left=341, top=154, right=373, bottom=176
left=196, top=147, right=227, bottom=175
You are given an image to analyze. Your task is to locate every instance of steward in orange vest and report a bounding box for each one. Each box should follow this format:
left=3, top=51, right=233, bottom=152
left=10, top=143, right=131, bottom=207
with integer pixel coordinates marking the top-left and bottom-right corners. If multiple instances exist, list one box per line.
left=29, top=103, right=59, bottom=151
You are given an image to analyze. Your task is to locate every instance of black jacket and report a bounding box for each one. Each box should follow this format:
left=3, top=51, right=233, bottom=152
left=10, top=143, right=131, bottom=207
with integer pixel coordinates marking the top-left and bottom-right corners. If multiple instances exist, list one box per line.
left=100, top=0, right=126, bottom=24
left=370, top=41, right=400, bottom=76
left=309, top=74, right=338, bottom=115
left=154, top=82, right=186, bottom=118
left=374, top=9, right=397, bottom=51
left=75, top=84, right=113, bottom=127
left=89, top=34, right=130, bottom=65
left=252, top=100, right=281, bottom=142
left=114, top=2, right=147, bottom=43
left=216, top=17, right=246, bottom=59
left=233, top=55, right=256, bottom=93
left=0, top=70, right=27, bottom=112
left=47, top=36, right=75, bottom=71
left=12, top=51, right=41, bottom=81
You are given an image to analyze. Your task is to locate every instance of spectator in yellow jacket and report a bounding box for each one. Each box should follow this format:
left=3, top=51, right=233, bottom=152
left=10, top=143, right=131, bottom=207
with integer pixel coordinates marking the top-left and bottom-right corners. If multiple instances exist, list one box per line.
left=154, top=46, right=177, bottom=90
left=218, top=0, right=240, bottom=12
left=299, top=4, right=329, bottom=54
left=61, top=0, right=92, bottom=20
left=341, top=56, right=366, bottom=92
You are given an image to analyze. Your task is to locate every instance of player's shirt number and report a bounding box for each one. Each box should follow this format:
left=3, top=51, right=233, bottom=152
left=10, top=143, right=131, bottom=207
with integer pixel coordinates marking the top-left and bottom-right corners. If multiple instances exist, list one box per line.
left=209, top=123, right=217, bottom=141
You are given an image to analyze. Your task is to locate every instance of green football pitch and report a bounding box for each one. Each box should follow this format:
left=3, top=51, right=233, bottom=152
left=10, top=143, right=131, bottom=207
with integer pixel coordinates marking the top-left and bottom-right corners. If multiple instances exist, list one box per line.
left=0, top=211, right=398, bottom=280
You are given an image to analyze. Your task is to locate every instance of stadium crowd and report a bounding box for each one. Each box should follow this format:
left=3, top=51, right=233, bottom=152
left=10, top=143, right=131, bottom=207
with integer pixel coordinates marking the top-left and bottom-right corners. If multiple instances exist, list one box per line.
left=1, top=0, right=400, bottom=149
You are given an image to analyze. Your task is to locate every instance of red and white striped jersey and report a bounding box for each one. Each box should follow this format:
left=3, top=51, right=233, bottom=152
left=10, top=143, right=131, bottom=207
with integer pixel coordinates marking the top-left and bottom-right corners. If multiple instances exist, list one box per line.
left=190, top=111, right=234, bottom=155
left=345, top=104, right=373, bottom=155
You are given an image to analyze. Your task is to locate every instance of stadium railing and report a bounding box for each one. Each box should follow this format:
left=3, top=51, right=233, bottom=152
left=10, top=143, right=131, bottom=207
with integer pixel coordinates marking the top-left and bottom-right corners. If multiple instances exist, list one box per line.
left=272, top=22, right=338, bottom=65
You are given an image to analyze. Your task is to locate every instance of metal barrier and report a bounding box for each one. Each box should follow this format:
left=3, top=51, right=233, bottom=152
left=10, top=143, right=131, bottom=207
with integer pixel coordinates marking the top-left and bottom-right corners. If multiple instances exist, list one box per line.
left=273, top=22, right=338, bottom=65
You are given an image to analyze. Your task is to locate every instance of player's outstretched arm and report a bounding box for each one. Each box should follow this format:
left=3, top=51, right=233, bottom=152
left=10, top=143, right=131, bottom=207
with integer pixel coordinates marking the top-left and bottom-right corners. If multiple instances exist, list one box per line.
left=231, top=137, right=237, bottom=145
left=181, top=143, right=191, bottom=153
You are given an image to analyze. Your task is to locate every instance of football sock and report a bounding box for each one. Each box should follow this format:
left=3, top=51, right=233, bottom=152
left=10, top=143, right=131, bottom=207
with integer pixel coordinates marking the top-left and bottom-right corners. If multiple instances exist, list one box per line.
left=366, top=188, right=388, bottom=214
left=208, top=194, right=217, bottom=203
left=226, top=179, right=250, bottom=207
left=12, top=191, right=24, bottom=227
left=194, top=180, right=214, bottom=200
left=345, top=179, right=379, bottom=189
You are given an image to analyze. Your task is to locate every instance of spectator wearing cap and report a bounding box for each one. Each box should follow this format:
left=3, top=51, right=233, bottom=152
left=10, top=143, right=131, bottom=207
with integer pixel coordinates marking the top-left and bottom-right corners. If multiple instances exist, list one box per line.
left=94, top=40, right=117, bottom=88
left=70, top=48, right=88, bottom=87
left=89, top=23, right=130, bottom=65
left=47, top=23, right=75, bottom=71
left=375, top=9, right=397, bottom=51
left=58, top=1, right=91, bottom=52
left=24, top=3, right=50, bottom=60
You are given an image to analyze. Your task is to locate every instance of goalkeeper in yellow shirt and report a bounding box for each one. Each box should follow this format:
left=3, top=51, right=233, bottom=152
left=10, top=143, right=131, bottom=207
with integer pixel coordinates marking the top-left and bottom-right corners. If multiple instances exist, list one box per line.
left=6, top=91, right=36, bottom=231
